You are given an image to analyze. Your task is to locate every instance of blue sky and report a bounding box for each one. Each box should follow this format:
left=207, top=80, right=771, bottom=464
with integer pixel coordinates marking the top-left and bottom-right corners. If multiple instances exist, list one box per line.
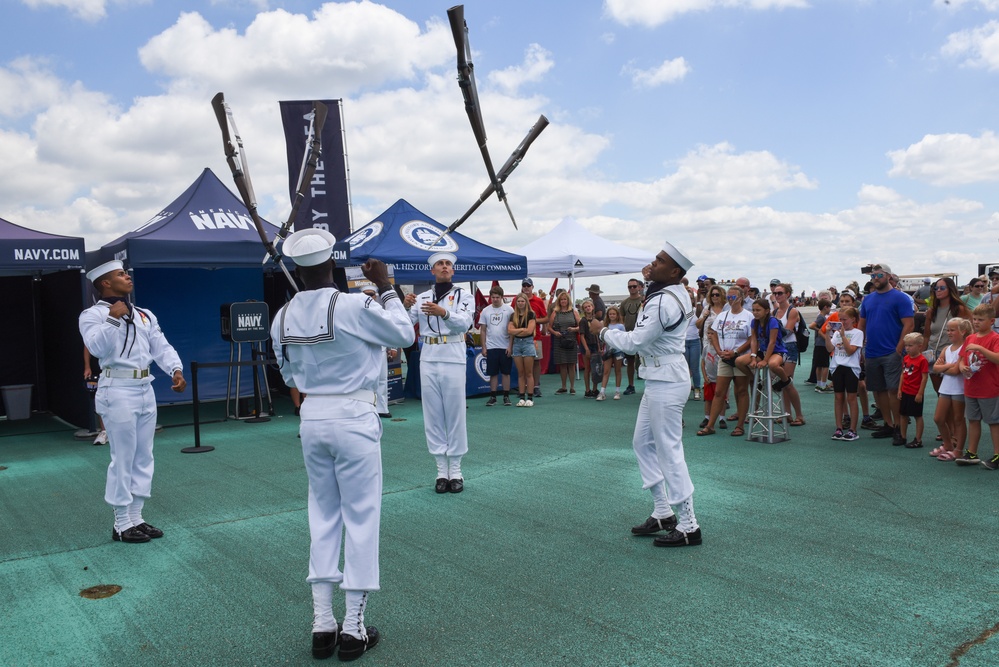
left=4, top=0, right=999, bottom=295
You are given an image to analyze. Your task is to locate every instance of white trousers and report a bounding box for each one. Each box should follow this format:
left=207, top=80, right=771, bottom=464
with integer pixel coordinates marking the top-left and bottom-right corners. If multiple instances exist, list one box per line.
left=376, top=356, right=388, bottom=414
left=632, top=380, right=694, bottom=505
left=420, top=360, right=468, bottom=457
left=94, top=383, right=157, bottom=507
left=300, top=410, right=382, bottom=591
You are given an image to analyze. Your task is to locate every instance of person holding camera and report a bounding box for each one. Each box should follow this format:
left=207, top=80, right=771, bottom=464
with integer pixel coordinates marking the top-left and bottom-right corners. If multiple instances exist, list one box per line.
left=699, top=286, right=753, bottom=436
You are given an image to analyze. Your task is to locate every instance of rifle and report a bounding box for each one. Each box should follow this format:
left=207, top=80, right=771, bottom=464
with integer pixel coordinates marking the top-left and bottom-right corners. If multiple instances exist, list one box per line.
left=267, top=101, right=328, bottom=263
left=447, top=5, right=516, bottom=229
left=211, top=92, right=299, bottom=291
left=429, top=114, right=549, bottom=247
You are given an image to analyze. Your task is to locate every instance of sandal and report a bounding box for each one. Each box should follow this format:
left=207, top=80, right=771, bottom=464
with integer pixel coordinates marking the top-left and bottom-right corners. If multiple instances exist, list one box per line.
left=935, top=434, right=943, bottom=441
left=929, top=446, right=944, bottom=457
left=789, top=418, right=806, bottom=426
left=730, top=427, right=745, bottom=437
left=696, top=427, right=716, bottom=436
left=937, top=450, right=957, bottom=461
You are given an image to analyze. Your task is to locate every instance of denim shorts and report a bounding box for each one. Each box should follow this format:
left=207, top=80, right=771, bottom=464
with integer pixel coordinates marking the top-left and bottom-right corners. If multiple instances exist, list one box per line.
left=512, top=337, right=536, bottom=358
left=783, top=341, right=799, bottom=365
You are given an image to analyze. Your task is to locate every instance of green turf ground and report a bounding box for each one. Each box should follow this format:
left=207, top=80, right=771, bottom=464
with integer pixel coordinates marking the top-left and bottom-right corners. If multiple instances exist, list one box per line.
left=1, top=369, right=998, bottom=667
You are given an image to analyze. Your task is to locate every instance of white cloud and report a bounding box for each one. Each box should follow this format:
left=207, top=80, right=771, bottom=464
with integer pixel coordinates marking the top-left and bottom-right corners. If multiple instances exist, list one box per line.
left=603, top=0, right=808, bottom=28
left=622, top=57, right=690, bottom=88
left=941, top=20, right=999, bottom=70
left=20, top=0, right=144, bottom=22
left=0, top=57, right=65, bottom=118
left=887, top=131, right=999, bottom=186
left=488, top=44, right=554, bottom=95
left=934, top=1, right=999, bottom=11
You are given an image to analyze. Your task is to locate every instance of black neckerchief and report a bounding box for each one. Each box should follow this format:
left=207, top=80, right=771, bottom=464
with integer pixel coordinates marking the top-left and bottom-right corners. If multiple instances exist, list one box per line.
left=104, top=296, right=138, bottom=357
left=434, top=282, right=453, bottom=302
left=643, top=281, right=670, bottom=305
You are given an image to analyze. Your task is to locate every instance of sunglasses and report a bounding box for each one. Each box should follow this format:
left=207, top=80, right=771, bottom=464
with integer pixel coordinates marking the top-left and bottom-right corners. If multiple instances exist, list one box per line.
left=773, top=291, right=785, bottom=296
left=934, top=285, right=948, bottom=291
left=870, top=272, right=886, bottom=279
left=628, top=285, right=640, bottom=289
left=726, top=295, right=739, bottom=301
left=973, top=283, right=985, bottom=288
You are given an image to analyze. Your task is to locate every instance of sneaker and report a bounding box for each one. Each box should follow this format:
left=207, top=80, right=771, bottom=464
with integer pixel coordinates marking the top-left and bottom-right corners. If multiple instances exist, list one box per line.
left=860, top=416, right=879, bottom=430
left=831, top=428, right=844, bottom=441
left=691, top=388, right=700, bottom=400
left=699, top=417, right=709, bottom=429
left=624, top=385, right=636, bottom=395
left=955, top=450, right=980, bottom=466
left=525, top=399, right=534, bottom=407
left=516, top=398, right=526, bottom=407
left=93, top=430, right=108, bottom=446
left=555, top=388, right=568, bottom=395
left=614, top=391, right=621, bottom=400
left=871, top=407, right=883, bottom=421
left=485, top=396, right=497, bottom=407
left=982, top=454, right=999, bottom=470
left=841, top=415, right=850, bottom=429
left=718, top=418, right=728, bottom=430
left=892, top=429, right=906, bottom=447
left=870, top=425, right=894, bottom=439
left=503, top=396, right=512, bottom=406
left=842, top=429, right=860, bottom=441
left=596, top=391, right=606, bottom=401
left=533, top=388, right=542, bottom=398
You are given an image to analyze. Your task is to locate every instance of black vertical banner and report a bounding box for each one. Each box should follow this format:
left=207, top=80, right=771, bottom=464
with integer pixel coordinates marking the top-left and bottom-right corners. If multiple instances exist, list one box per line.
left=279, top=99, right=351, bottom=240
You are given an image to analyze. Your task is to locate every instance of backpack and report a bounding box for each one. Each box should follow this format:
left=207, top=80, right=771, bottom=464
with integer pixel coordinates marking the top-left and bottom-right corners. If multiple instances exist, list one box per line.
left=792, top=308, right=810, bottom=352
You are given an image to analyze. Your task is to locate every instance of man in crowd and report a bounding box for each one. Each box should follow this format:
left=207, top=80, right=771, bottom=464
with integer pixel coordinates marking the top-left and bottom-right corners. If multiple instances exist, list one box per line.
left=591, top=242, right=702, bottom=548
left=405, top=252, right=475, bottom=492
left=619, top=278, right=645, bottom=395
left=586, top=283, right=606, bottom=321
left=859, top=263, right=915, bottom=447
left=272, top=229, right=414, bottom=661
left=79, top=260, right=186, bottom=544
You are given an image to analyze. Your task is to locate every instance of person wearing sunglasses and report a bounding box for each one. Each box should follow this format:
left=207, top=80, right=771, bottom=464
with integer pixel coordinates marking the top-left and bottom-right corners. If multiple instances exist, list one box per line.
left=701, top=286, right=753, bottom=436
left=962, top=277, right=988, bottom=310
left=620, top=280, right=645, bottom=395
left=858, top=263, right=915, bottom=447
left=923, top=277, right=971, bottom=407
left=772, top=283, right=807, bottom=426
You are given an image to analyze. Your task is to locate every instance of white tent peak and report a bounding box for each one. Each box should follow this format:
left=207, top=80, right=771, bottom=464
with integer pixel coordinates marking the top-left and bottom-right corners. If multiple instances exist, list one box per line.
left=516, top=218, right=650, bottom=278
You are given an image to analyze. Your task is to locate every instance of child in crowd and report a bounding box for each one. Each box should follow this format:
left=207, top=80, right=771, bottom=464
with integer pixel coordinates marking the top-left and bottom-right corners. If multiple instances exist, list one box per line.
left=825, top=306, right=864, bottom=441
left=809, top=298, right=833, bottom=392
left=956, top=303, right=999, bottom=469
left=736, top=299, right=791, bottom=390
left=823, top=290, right=875, bottom=430
left=597, top=306, right=626, bottom=401
left=897, top=332, right=929, bottom=448
left=508, top=293, right=537, bottom=408
left=931, top=318, right=971, bottom=461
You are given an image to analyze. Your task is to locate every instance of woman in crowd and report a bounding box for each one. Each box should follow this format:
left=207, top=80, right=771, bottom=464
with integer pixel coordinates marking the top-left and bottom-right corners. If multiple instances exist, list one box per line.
left=697, top=285, right=727, bottom=429
left=685, top=291, right=703, bottom=400
left=508, top=293, right=537, bottom=407
left=772, top=283, right=806, bottom=426
left=548, top=291, right=581, bottom=395
left=578, top=299, right=601, bottom=398
left=922, top=276, right=971, bottom=442
left=961, top=277, right=987, bottom=310
left=699, top=286, right=753, bottom=436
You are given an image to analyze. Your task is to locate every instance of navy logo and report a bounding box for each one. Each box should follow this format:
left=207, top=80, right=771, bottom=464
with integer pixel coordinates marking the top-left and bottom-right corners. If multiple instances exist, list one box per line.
left=400, top=220, right=458, bottom=252
left=349, top=222, right=383, bottom=251
left=474, top=354, right=490, bottom=382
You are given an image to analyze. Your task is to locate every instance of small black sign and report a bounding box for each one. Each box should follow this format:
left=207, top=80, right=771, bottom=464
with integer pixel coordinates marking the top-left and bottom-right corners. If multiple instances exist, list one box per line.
left=222, top=302, right=270, bottom=343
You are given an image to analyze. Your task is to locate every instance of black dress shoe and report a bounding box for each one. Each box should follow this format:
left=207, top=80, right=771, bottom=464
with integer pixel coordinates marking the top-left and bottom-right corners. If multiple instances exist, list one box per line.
left=653, top=527, right=702, bottom=547
left=338, top=626, right=379, bottom=662
left=631, top=515, right=678, bottom=535
left=112, top=526, right=151, bottom=543
left=312, top=624, right=341, bottom=660
left=378, top=412, right=392, bottom=419
left=435, top=478, right=449, bottom=494
left=448, top=478, right=464, bottom=494
left=134, top=522, right=164, bottom=539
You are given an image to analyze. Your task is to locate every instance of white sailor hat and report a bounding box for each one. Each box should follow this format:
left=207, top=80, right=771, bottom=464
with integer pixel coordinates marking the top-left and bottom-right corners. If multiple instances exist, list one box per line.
left=86, top=260, right=124, bottom=283
left=661, top=242, right=693, bottom=272
left=283, top=228, right=337, bottom=266
left=428, top=251, right=457, bottom=267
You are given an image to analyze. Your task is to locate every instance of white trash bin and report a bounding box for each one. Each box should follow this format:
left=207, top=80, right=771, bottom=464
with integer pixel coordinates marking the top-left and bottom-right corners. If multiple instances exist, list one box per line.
left=1, top=384, right=33, bottom=420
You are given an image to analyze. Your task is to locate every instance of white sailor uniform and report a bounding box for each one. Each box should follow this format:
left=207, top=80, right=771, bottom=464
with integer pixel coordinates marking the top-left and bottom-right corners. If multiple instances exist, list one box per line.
left=79, top=300, right=182, bottom=509
left=602, top=284, right=699, bottom=532
left=408, top=285, right=474, bottom=466
left=271, top=287, right=413, bottom=596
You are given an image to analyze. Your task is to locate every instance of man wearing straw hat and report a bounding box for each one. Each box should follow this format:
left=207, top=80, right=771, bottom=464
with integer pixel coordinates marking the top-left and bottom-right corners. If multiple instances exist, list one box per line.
left=403, top=251, right=475, bottom=494
left=79, top=260, right=186, bottom=545
left=590, top=242, right=703, bottom=547
left=272, top=228, right=414, bottom=661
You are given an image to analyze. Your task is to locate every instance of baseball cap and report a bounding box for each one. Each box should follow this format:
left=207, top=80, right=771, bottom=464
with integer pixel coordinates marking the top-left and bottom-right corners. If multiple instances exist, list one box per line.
left=769, top=278, right=781, bottom=286
left=522, top=278, right=534, bottom=286
left=871, top=263, right=892, bottom=275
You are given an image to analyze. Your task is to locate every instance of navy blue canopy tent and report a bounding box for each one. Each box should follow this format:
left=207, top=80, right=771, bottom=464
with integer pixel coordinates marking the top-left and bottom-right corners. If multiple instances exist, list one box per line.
left=92, top=168, right=286, bottom=405
left=0, top=217, right=90, bottom=425
left=344, top=199, right=527, bottom=282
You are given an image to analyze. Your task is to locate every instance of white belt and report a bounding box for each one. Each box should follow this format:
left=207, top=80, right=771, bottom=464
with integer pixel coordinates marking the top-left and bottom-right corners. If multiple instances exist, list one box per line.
left=640, top=353, right=684, bottom=368
left=422, top=335, right=464, bottom=345
left=103, top=368, right=150, bottom=379
left=306, top=389, right=377, bottom=405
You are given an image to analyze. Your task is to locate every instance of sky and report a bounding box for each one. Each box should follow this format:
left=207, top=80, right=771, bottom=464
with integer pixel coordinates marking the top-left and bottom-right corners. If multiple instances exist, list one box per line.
left=4, top=0, right=999, bottom=297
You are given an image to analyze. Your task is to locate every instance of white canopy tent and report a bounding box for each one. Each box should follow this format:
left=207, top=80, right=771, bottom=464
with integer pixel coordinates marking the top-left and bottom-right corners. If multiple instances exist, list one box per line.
left=515, top=218, right=651, bottom=278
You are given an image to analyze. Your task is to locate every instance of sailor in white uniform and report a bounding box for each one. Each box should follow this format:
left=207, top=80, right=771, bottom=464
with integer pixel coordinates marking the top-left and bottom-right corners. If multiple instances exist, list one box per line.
left=272, top=229, right=414, bottom=661
left=402, top=252, right=474, bottom=493
left=78, top=260, right=186, bottom=544
left=592, top=242, right=703, bottom=547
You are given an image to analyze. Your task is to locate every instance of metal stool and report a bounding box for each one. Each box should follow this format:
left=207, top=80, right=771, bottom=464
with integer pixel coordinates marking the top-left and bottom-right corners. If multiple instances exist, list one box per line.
left=746, top=367, right=790, bottom=443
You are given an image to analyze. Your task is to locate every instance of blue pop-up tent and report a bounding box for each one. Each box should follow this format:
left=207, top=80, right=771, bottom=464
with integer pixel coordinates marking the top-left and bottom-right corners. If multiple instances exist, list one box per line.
left=0, top=217, right=90, bottom=425
left=344, top=199, right=527, bottom=282
left=92, top=168, right=285, bottom=405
